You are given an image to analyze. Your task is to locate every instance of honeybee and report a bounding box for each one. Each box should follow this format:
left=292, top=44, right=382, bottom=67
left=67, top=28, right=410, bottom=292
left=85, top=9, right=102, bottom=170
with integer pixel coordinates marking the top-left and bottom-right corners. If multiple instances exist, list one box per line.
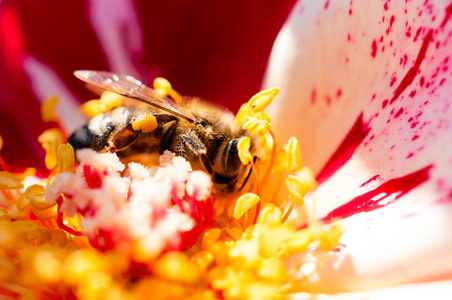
left=69, top=70, right=255, bottom=193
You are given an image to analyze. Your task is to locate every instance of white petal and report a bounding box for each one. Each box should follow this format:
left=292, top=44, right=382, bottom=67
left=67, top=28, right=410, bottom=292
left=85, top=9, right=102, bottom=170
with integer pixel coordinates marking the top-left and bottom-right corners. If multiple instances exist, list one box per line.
left=290, top=280, right=452, bottom=300
left=265, top=0, right=452, bottom=291
left=23, top=56, right=86, bottom=133
left=88, top=0, right=144, bottom=77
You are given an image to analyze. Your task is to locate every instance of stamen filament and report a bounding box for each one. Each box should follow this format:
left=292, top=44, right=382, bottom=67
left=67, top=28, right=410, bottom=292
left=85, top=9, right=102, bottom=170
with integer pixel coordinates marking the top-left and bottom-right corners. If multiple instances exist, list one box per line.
left=56, top=196, right=84, bottom=236
left=250, top=158, right=260, bottom=196
left=270, top=169, right=284, bottom=205
left=249, top=158, right=261, bottom=224
left=0, top=154, right=10, bottom=172
left=281, top=198, right=296, bottom=223
left=261, top=128, right=277, bottom=186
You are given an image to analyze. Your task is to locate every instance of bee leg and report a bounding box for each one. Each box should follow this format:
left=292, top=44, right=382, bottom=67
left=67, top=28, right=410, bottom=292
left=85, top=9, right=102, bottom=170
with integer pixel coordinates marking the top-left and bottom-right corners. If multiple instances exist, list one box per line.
left=181, top=134, right=214, bottom=176
left=108, top=114, right=178, bottom=152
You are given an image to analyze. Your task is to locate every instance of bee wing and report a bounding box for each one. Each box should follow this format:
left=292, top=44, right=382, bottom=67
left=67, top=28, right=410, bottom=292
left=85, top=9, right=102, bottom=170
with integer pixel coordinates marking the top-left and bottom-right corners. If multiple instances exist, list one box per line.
left=74, top=70, right=196, bottom=122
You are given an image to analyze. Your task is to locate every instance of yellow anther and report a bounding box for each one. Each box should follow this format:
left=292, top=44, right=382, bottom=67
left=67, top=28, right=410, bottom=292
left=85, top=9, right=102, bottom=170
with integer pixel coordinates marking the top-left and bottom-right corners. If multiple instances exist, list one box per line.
left=235, top=103, right=254, bottom=125
left=33, top=205, right=58, bottom=220
left=153, top=77, right=172, bottom=96
left=20, top=167, right=37, bottom=179
left=0, top=135, right=3, bottom=151
left=34, top=250, right=61, bottom=282
left=77, top=271, right=112, bottom=300
left=246, top=284, right=281, bottom=300
left=153, top=77, right=182, bottom=103
left=284, top=137, right=302, bottom=173
left=233, top=193, right=260, bottom=219
left=237, top=136, right=253, bottom=165
left=0, top=207, right=11, bottom=222
left=131, top=237, right=164, bottom=262
left=248, top=87, right=279, bottom=113
left=41, top=95, right=59, bottom=123
left=153, top=252, right=201, bottom=284
left=26, top=184, right=54, bottom=210
left=38, top=128, right=65, bottom=170
left=99, top=91, right=123, bottom=112
left=308, top=222, right=343, bottom=251
left=258, top=257, right=288, bottom=281
left=17, top=193, right=30, bottom=211
left=50, top=228, right=69, bottom=247
left=0, top=171, right=23, bottom=189
left=285, top=167, right=317, bottom=204
left=319, top=223, right=343, bottom=251
left=80, top=91, right=123, bottom=117
left=80, top=100, right=103, bottom=117
left=57, top=143, right=75, bottom=174
left=131, top=114, right=158, bottom=132
left=62, top=250, right=106, bottom=284
left=191, top=250, right=214, bottom=270
left=257, top=205, right=282, bottom=225
left=281, top=230, right=312, bottom=254
left=25, top=227, right=49, bottom=245
left=201, top=227, right=222, bottom=251
left=255, top=111, right=271, bottom=122
left=7, top=200, right=30, bottom=219
left=242, top=116, right=271, bottom=135
left=258, top=225, right=296, bottom=258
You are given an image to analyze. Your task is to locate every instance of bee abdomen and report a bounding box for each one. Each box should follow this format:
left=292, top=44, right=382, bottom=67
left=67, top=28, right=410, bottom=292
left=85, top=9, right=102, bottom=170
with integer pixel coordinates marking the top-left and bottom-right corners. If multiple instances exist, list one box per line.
left=68, top=106, right=135, bottom=152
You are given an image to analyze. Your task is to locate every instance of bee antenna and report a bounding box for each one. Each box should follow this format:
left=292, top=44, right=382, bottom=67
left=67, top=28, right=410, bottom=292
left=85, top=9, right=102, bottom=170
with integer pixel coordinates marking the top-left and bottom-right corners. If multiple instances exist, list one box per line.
left=238, top=156, right=257, bottom=191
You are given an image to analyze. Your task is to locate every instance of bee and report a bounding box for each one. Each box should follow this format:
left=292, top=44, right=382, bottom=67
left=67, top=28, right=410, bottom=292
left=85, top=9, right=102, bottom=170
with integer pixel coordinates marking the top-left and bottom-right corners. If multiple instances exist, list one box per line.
left=69, top=70, right=255, bottom=193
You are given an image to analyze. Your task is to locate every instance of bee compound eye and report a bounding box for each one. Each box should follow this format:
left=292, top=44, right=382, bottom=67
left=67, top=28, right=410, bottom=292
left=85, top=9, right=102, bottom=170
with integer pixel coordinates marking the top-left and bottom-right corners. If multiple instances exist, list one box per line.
left=195, top=118, right=209, bottom=127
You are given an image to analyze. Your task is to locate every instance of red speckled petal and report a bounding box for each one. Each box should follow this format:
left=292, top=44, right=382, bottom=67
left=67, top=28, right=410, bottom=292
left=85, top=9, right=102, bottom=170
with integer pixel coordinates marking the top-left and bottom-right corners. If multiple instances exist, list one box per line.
left=265, top=0, right=452, bottom=292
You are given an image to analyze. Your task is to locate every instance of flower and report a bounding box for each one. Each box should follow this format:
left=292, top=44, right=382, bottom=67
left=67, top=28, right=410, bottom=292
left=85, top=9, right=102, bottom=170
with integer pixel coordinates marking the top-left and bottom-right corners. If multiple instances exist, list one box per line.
left=264, top=0, right=452, bottom=295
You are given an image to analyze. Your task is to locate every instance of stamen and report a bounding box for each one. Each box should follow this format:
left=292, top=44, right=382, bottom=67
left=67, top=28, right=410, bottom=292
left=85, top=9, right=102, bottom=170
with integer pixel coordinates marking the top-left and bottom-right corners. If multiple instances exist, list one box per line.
left=99, top=91, right=123, bottom=112
left=0, top=207, right=11, bottom=222
left=235, top=103, right=253, bottom=125
left=38, top=128, right=65, bottom=170
left=284, top=137, right=302, bottom=173
left=247, top=87, right=279, bottom=113
left=261, top=128, right=277, bottom=186
left=26, top=184, right=54, bottom=210
left=56, top=196, right=84, bottom=236
left=285, top=167, right=317, bottom=203
left=237, top=137, right=253, bottom=165
left=0, top=136, right=9, bottom=172
left=242, top=116, right=271, bottom=135
left=57, top=143, right=75, bottom=174
left=41, top=95, right=59, bottom=123
left=80, top=91, right=123, bottom=117
left=281, top=197, right=296, bottom=223
left=0, top=171, right=24, bottom=189
left=233, top=193, right=260, bottom=219
left=153, top=77, right=182, bottom=104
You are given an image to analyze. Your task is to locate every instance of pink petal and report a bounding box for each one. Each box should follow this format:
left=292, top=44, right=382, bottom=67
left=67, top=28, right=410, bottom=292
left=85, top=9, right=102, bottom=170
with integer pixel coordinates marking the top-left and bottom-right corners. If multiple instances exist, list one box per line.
left=87, top=0, right=144, bottom=77
left=265, top=0, right=452, bottom=291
